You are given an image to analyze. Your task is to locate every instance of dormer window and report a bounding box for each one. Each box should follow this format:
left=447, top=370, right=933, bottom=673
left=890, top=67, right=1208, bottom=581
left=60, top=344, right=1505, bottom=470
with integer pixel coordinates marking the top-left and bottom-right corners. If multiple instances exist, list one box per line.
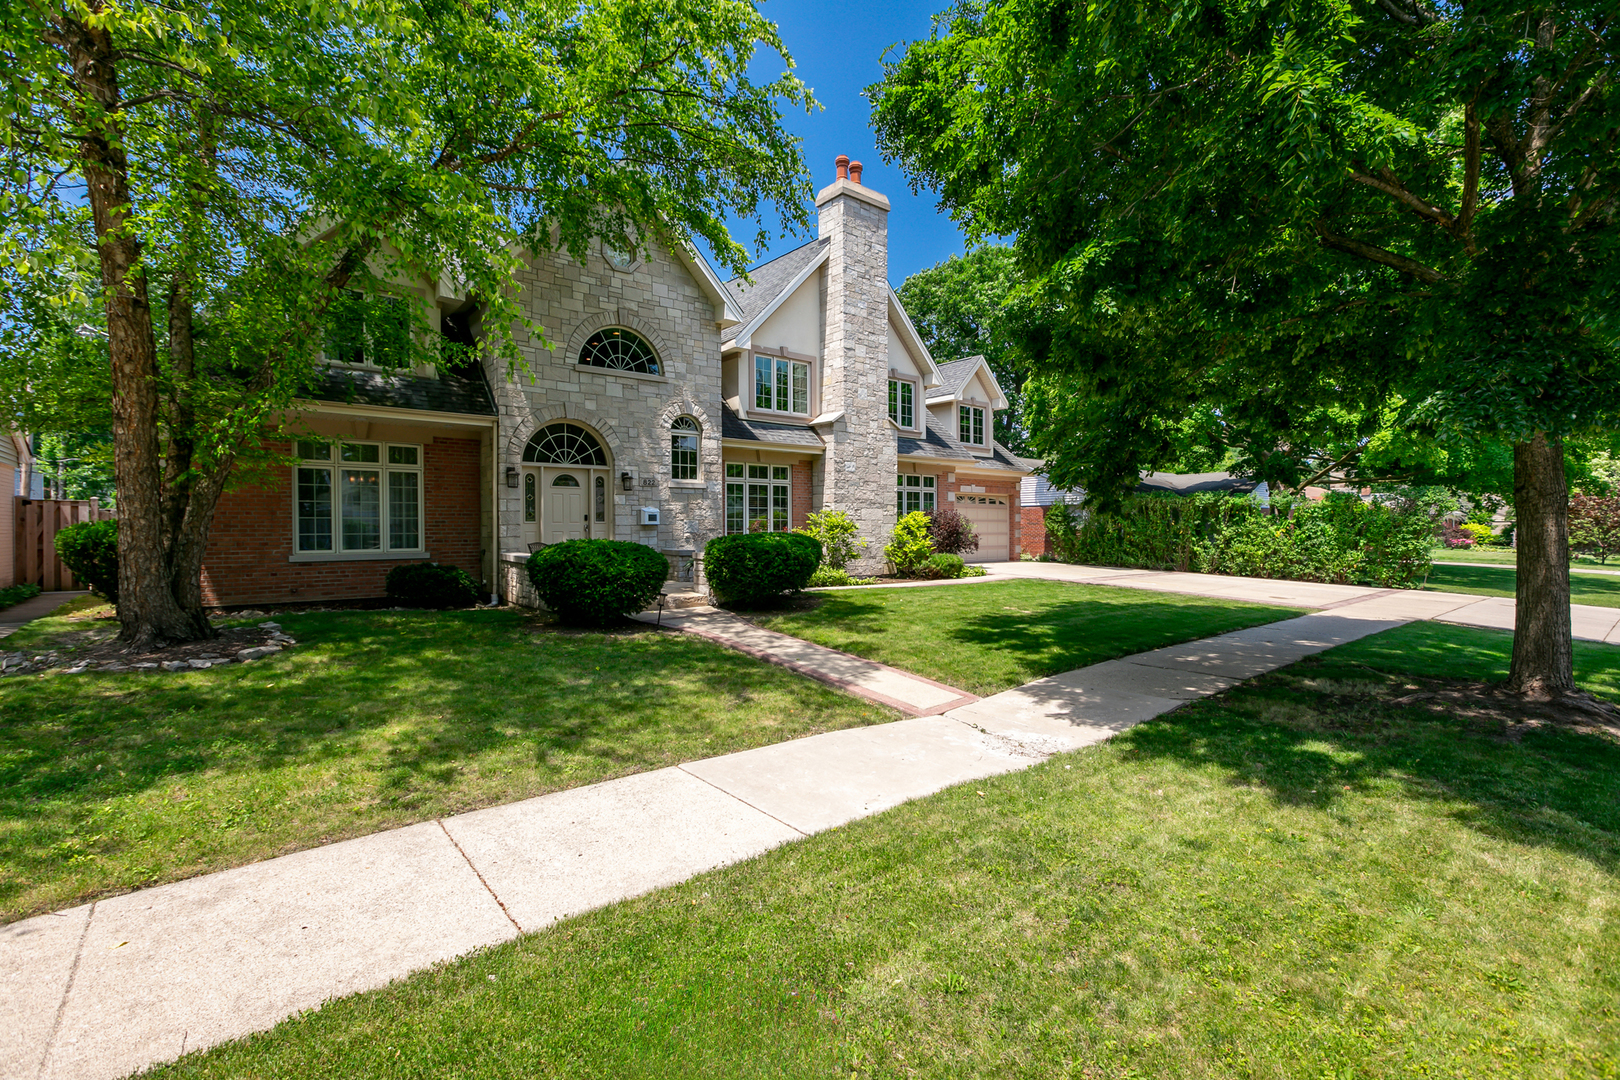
left=754, top=354, right=809, bottom=416
left=323, top=290, right=410, bottom=368
left=959, top=405, right=986, bottom=446
left=888, top=379, right=915, bottom=428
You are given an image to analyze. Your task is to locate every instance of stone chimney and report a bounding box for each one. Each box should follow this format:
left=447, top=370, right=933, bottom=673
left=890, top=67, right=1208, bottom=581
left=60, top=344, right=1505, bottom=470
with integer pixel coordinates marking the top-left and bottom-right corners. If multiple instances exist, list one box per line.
left=815, top=156, right=895, bottom=569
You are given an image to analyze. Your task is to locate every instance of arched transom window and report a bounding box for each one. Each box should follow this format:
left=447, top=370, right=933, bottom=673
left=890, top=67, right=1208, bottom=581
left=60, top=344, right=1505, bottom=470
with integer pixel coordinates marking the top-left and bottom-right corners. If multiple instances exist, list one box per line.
left=670, top=416, right=699, bottom=480
left=522, top=423, right=607, bottom=465
left=579, top=327, right=660, bottom=376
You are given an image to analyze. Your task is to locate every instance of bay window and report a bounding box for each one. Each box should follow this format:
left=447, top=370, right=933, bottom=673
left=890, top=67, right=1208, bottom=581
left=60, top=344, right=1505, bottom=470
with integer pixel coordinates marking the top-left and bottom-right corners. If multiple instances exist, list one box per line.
left=726, top=463, right=791, bottom=533
left=753, top=354, right=809, bottom=415
left=896, top=474, right=936, bottom=516
left=295, top=440, right=423, bottom=554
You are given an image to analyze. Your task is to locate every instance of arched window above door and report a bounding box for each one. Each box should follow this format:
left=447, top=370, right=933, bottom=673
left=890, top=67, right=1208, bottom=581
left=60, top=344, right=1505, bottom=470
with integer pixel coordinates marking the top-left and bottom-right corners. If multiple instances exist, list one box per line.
left=522, top=423, right=607, bottom=465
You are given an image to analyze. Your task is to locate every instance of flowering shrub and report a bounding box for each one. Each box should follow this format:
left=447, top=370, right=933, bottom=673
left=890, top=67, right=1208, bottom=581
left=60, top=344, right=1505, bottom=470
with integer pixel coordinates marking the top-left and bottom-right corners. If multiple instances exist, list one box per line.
left=1439, top=520, right=1477, bottom=548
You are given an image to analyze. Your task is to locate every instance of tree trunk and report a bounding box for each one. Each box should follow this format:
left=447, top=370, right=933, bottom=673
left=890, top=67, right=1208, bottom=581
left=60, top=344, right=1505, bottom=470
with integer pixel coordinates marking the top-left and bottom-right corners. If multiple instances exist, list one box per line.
left=64, top=8, right=207, bottom=648
left=1507, top=432, right=1574, bottom=697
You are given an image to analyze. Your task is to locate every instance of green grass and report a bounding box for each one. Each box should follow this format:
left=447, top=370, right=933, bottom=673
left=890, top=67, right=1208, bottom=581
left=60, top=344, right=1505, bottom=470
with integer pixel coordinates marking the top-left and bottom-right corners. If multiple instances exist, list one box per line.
left=1425, top=562, right=1620, bottom=608
left=152, top=621, right=1620, bottom=1079
left=756, top=579, right=1303, bottom=696
left=0, top=606, right=895, bottom=922
left=1429, top=543, right=1522, bottom=565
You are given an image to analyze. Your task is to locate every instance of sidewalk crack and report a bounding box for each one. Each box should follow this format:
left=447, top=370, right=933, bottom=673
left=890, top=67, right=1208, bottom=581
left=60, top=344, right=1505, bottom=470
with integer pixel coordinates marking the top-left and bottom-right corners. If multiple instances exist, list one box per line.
left=38, top=900, right=94, bottom=1080
left=677, top=765, right=811, bottom=838
left=437, top=820, right=523, bottom=934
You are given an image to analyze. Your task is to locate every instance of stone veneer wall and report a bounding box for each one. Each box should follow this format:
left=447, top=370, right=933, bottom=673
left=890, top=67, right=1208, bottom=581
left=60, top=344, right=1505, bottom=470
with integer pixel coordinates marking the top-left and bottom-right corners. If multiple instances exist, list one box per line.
left=490, top=239, right=725, bottom=585
left=816, top=184, right=897, bottom=575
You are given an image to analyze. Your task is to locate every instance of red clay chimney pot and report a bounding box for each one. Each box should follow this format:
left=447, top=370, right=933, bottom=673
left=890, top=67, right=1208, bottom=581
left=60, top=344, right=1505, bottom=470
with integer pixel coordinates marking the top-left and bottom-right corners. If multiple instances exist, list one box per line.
left=849, top=160, right=863, bottom=184
left=835, top=155, right=849, bottom=182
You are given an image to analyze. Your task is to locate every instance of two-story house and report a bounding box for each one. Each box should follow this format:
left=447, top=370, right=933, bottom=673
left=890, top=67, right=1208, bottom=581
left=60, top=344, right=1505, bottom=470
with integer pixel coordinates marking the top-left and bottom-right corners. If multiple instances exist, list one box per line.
left=197, top=158, right=1031, bottom=607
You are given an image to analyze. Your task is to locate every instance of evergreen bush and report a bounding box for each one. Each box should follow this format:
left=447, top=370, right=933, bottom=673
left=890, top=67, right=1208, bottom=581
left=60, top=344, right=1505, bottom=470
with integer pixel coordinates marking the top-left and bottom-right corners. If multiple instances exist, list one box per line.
left=704, top=532, right=822, bottom=607
left=922, top=552, right=966, bottom=579
left=55, top=519, right=119, bottom=603
left=385, top=562, right=480, bottom=609
left=526, top=540, right=668, bottom=625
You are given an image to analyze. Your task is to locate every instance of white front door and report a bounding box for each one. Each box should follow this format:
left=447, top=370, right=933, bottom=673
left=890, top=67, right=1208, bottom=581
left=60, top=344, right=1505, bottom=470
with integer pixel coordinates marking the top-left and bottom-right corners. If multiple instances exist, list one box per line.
left=544, top=470, right=590, bottom=544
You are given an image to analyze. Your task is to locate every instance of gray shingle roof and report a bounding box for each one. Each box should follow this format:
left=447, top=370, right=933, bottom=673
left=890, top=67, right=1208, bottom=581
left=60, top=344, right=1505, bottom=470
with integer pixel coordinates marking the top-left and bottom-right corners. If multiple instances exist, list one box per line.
left=303, top=366, right=496, bottom=416
left=1020, top=470, right=1267, bottom=505
left=720, top=405, right=825, bottom=448
left=929, top=355, right=985, bottom=400
left=896, top=411, right=1027, bottom=472
left=722, top=238, right=829, bottom=342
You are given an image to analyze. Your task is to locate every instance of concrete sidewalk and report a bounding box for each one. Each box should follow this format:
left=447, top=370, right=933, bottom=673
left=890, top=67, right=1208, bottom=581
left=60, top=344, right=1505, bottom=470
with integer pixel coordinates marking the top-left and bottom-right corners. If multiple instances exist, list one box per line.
left=0, top=592, right=85, bottom=640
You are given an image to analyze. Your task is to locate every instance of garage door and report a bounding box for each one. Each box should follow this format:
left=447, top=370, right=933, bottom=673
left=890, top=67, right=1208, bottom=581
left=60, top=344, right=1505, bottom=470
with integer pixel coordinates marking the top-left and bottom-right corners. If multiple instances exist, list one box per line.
left=956, top=494, right=1010, bottom=562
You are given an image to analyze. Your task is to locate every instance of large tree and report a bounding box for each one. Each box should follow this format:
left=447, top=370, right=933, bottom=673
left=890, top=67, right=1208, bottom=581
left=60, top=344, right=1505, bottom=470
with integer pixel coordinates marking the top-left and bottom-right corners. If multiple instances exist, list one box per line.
left=872, top=0, right=1619, bottom=700
left=896, top=244, right=1029, bottom=452
left=3, top=0, right=811, bottom=648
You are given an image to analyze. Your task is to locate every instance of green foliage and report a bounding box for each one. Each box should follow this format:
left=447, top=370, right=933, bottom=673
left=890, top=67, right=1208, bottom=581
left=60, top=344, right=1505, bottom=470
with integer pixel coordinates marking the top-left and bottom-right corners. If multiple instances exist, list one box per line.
left=872, top=1, right=1620, bottom=504
left=807, top=567, right=878, bottom=588
left=54, top=520, right=118, bottom=603
left=704, top=533, right=822, bottom=607
left=1458, top=523, right=1496, bottom=545
left=922, top=553, right=966, bottom=580
left=896, top=246, right=1027, bottom=452
left=0, top=584, right=42, bottom=612
left=1569, top=496, right=1620, bottom=565
left=927, top=505, right=979, bottom=556
left=27, top=432, right=116, bottom=504
left=884, top=511, right=936, bottom=577
left=526, top=540, right=668, bottom=626
left=384, top=563, right=480, bottom=610
left=1050, top=494, right=1433, bottom=588
left=1043, top=502, right=1085, bottom=564
left=797, top=510, right=866, bottom=570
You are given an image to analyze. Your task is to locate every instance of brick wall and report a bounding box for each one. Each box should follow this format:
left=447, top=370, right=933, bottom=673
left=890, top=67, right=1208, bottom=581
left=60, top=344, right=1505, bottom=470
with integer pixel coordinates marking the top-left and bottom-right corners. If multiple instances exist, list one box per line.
left=791, top=460, right=813, bottom=530
left=200, top=436, right=484, bottom=607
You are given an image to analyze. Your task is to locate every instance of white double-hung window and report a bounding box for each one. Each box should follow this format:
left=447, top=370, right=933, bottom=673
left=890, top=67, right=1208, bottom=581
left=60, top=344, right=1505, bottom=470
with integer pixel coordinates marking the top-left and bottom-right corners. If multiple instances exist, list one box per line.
left=959, top=405, right=986, bottom=446
left=896, top=474, right=936, bottom=516
left=753, top=354, right=809, bottom=415
left=888, top=379, right=915, bottom=428
left=296, top=440, right=423, bottom=554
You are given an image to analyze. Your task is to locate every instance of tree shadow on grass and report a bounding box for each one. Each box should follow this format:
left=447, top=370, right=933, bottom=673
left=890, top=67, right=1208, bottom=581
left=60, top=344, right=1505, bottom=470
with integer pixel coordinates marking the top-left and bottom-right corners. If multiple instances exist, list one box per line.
left=1117, top=657, right=1620, bottom=875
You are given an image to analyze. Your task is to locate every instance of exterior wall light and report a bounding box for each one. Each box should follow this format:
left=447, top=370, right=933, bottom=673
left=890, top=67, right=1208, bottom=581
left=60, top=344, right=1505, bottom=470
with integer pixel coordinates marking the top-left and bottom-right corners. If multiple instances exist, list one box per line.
left=620, top=471, right=634, bottom=492
left=505, top=466, right=518, bottom=488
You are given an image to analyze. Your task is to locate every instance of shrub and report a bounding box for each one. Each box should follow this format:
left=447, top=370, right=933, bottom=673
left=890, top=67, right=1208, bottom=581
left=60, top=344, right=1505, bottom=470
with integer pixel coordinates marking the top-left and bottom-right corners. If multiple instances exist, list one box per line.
left=704, top=532, right=822, bottom=607
left=1439, top=519, right=1476, bottom=549
left=55, top=519, right=119, bottom=603
left=0, top=583, right=42, bottom=611
left=526, top=540, right=668, bottom=625
left=922, top=552, right=966, bottom=579
left=1570, top=494, right=1620, bottom=563
left=1458, top=522, right=1495, bottom=545
left=385, top=562, right=480, bottom=609
left=927, top=506, right=979, bottom=556
left=807, top=566, right=878, bottom=588
left=798, top=510, right=866, bottom=570
left=1044, top=502, right=1085, bottom=564
left=884, top=511, right=936, bottom=577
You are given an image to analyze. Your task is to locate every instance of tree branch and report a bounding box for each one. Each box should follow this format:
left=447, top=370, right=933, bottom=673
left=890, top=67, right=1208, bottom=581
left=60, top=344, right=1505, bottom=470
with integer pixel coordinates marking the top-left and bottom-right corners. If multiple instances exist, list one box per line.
left=1313, top=224, right=1443, bottom=284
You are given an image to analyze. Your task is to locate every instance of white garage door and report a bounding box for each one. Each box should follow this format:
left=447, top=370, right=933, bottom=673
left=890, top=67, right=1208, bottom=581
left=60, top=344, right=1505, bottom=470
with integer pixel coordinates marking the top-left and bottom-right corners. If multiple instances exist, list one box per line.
left=956, top=494, right=1010, bottom=562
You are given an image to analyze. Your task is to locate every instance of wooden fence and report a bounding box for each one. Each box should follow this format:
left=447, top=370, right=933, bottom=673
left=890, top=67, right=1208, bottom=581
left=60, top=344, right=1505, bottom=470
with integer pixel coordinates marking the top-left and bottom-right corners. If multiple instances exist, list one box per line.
left=14, top=498, right=115, bottom=591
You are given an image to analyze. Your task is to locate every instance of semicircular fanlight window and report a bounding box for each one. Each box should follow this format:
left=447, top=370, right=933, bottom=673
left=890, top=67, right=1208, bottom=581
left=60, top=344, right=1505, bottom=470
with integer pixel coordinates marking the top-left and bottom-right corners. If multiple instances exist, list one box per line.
left=522, top=423, right=607, bottom=465
left=579, top=327, right=660, bottom=376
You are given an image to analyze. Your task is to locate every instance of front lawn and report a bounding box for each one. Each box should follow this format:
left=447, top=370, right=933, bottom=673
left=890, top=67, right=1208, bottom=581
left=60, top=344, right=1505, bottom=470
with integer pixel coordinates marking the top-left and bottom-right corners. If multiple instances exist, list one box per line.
left=0, top=606, right=894, bottom=922
left=756, top=579, right=1302, bottom=696
left=153, top=621, right=1620, bottom=1079
left=1426, top=562, right=1620, bottom=608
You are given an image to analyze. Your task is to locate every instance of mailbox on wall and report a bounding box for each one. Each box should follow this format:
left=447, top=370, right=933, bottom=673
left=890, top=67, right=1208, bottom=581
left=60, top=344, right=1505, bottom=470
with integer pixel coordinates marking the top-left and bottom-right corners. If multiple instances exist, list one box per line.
left=639, top=507, right=660, bottom=526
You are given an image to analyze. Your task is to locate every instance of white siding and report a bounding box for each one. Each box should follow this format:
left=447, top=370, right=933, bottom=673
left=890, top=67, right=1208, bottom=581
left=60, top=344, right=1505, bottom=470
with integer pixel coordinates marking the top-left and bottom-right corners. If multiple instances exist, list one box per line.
left=752, top=274, right=822, bottom=356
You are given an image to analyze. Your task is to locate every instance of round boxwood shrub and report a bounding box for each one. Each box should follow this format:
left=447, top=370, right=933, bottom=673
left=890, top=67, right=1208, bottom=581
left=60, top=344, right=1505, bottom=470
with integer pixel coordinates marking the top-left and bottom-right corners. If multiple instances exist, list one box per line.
left=385, top=562, right=480, bottom=609
left=922, top=552, right=966, bottom=580
left=526, top=539, right=668, bottom=626
left=55, top=519, right=119, bottom=603
left=704, top=531, right=822, bottom=607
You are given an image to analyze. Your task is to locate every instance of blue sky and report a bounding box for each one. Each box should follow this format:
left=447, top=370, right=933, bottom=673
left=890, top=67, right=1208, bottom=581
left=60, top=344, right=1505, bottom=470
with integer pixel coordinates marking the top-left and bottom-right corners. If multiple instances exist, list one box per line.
left=694, top=0, right=971, bottom=288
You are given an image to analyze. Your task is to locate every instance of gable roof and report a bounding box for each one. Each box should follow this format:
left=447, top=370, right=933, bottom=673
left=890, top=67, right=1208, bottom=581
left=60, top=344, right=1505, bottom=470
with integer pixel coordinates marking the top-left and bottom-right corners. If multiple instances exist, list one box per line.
left=896, top=410, right=1027, bottom=472
left=927, top=355, right=1008, bottom=410
left=886, top=287, right=944, bottom=390
left=721, top=238, right=830, bottom=347
left=303, top=366, right=497, bottom=416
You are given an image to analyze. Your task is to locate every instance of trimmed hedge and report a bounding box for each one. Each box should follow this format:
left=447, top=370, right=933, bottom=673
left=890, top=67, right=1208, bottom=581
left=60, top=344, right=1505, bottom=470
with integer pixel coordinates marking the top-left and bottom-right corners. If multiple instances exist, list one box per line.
left=55, top=519, right=119, bottom=603
left=922, top=552, right=966, bottom=579
left=704, top=532, right=822, bottom=607
left=1050, top=491, right=1432, bottom=588
left=385, top=562, right=480, bottom=609
left=526, top=539, right=667, bottom=626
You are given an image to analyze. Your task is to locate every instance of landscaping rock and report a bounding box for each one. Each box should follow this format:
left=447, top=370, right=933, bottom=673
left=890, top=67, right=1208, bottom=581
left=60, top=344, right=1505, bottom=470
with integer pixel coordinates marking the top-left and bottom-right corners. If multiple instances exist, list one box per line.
left=132, top=663, right=159, bottom=670
left=237, top=645, right=282, bottom=661
left=258, top=622, right=281, bottom=630
left=62, top=664, right=89, bottom=675
left=161, top=661, right=189, bottom=672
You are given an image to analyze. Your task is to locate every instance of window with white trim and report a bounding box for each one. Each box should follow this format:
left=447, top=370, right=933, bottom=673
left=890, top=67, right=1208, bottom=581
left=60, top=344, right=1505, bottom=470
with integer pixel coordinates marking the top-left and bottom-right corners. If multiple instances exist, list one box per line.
left=896, top=474, right=936, bottom=517
left=725, top=463, right=791, bottom=533
left=323, top=290, right=411, bottom=368
left=753, top=354, right=809, bottom=415
left=295, top=440, right=423, bottom=554
left=888, top=379, right=915, bottom=428
left=959, top=405, right=986, bottom=446
left=670, top=416, right=700, bottom=480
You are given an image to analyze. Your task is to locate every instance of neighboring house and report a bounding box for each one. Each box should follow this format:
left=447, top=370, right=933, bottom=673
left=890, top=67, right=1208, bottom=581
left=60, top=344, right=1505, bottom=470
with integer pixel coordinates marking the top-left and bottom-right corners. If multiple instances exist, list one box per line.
left=0, top=433, right=31, bottom=588
left=1019, top=471, right=1268, bottom=557
left=198, top=156, right=1032, bottom=607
